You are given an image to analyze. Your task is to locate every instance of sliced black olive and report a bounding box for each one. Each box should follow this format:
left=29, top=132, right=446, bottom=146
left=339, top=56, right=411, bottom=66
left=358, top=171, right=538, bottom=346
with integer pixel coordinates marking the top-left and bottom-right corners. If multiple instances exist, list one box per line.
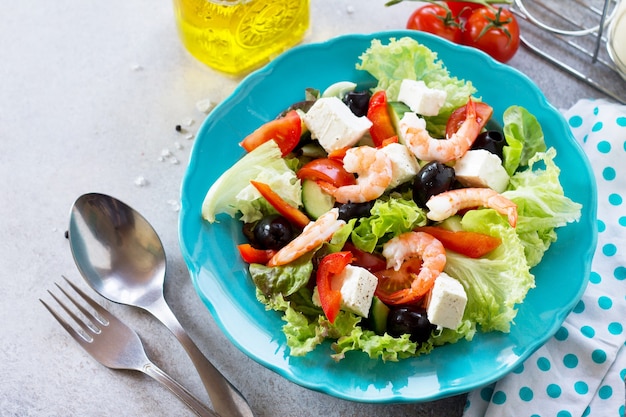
left=471, top=130, right=507, bottom=160
left=387, top=306, right=435, bottom=344
left=252, top=215, right=294, bottom=250
left=413, top=161, right=456, bottom=208
left=342, top=91, right=371, bottom=117
left=337, top=201, right=375, bottom=221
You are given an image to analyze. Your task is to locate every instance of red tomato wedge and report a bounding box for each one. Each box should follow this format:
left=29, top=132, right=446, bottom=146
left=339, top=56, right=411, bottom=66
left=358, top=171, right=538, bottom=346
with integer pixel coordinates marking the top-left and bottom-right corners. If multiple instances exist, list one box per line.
left=367, top=90, right=397, bottom=147
left=296, top=158, right=356, bottom=187
left=374, top=258, right=425, bottom=305
left=240, top=110, right=302, bottom=157
left=237, top=243, right=276, bottom=264
left=417, top=226, right=501, bottom=258
left=249, top=180, right=310, bottom=229
left=316, top=251, right=353, bottom=323
left=445, top=100, right=493, bottom=138
left=342, top=242, right=387, bottom=273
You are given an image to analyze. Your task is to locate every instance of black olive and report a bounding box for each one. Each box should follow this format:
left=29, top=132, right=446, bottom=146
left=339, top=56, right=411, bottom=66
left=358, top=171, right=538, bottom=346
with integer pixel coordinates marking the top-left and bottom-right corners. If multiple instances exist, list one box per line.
left=252, top=215, right=294, bottom=250
left=471, top=130, right=507, bottom=160
left=342, top=91, right=371, bottom=117
left=413, top=161, right=456, bottom=208
left=337, top=201, right=375, bottom=221
left=387, top=306, right=435, bottom=344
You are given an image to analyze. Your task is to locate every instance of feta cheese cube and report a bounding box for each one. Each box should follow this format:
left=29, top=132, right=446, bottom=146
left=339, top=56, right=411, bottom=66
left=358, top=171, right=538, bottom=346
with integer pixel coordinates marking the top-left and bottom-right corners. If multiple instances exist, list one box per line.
left=397, top=80, right=447, bottom=117
left=303, top=97, right=372, bottom=153
left=312, top=265, right=378, bottom=318
left=380, top=143, right=420, bottom=189
left=426, top=272, right=467, bottom=330
left=454, top=149, right=510, bottom=193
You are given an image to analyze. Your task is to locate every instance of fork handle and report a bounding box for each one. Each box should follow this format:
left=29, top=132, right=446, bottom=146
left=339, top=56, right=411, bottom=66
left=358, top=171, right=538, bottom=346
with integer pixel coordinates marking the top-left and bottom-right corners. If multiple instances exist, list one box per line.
left=148, top=297, right=254, bottom=417
left=143, top=362, right=218, bottom=417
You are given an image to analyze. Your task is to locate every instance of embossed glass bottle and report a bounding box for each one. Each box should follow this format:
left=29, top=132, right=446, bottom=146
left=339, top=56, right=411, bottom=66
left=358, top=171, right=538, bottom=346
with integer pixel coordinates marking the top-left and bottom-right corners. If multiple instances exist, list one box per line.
left=173, top=0, right=310, bottom=76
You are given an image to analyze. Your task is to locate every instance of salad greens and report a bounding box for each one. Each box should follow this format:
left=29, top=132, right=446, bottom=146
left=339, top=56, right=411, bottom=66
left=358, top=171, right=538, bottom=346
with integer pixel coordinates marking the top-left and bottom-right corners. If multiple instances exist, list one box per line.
left=201, top=37, right=582, bottom=362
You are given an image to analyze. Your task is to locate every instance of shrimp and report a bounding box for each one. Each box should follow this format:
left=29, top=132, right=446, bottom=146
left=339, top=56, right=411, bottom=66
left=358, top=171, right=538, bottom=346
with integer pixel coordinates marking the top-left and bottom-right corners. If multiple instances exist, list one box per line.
left=400, top=99, right=484, bottom=163
left=267, top=208, right=346, bottom=267
left=377, top=231, right=447, bottom=305
left=321, top=146, right=392, bottom=204
left=426, top=187, right=518, bottom=227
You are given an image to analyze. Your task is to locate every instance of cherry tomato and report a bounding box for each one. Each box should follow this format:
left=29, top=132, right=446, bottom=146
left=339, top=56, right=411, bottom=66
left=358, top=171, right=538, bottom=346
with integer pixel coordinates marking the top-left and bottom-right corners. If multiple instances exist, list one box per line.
left=462, top=7, right=520, bottom=63
left=406, top=4, right=463, bottom=44
left=249, top=180, right=311, bottom=229
left=342, top=242, right=387, bottom=273
left=366, top=90, right=398, bottom=147
left=316, top=252, right=352, bottom=323
left=416, top=226, right=501, bottom=258
left=297, top=158, right=356, bottom=187
left=446, top=1, right=483, bottom=20
left=240, top=110, right=302, bottom=157
left=374, top=258, right=425, bottom=305
left=445, top=100, right=493, bottom=138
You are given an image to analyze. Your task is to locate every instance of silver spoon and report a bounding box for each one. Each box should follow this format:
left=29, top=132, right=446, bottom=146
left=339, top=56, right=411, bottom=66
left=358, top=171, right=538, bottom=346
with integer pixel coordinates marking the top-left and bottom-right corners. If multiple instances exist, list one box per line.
left=68, top=192, right=254, bottom=417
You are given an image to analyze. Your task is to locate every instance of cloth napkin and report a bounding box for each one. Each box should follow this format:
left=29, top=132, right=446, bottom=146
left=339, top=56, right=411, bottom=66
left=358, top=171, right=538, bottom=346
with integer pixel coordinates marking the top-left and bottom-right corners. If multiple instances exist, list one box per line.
left=463, top=98, right=626, bottom=417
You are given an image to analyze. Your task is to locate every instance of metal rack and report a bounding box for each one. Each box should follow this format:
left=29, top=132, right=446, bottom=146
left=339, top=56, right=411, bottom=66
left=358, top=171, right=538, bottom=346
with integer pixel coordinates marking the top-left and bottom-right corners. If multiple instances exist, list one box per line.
left=511, top=0, right=626, bottom=104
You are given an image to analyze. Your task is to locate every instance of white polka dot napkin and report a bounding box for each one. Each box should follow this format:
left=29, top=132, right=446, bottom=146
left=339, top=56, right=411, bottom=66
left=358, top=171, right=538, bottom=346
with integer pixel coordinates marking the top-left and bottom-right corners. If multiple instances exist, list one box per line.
left=463, top=99, right=626, bottom=417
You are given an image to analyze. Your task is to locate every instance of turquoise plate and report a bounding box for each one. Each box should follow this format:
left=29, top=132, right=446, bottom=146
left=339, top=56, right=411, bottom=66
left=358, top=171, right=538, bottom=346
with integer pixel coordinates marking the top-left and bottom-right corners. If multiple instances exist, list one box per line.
left=179, top=31, right=597, bottom=403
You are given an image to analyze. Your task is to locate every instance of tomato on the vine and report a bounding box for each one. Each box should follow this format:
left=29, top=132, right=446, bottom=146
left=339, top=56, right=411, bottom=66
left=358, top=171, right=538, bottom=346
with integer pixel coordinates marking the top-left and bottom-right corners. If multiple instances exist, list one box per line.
left=462, top=7, right=520, bottom=63
left=406, top=4, right=463, bottom=44
left=446, top=1, right=483, bottom=20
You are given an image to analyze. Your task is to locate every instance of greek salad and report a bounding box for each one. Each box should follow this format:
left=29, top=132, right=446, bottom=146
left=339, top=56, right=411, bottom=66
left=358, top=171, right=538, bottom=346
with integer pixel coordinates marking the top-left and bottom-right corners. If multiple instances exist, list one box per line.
left=201, top=37, right=582, bottom=362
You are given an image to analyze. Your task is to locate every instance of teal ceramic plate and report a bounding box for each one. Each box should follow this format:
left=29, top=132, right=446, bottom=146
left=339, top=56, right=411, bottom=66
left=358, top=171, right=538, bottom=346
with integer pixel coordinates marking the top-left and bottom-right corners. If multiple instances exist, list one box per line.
left=179, top=31, right=597, bottom=403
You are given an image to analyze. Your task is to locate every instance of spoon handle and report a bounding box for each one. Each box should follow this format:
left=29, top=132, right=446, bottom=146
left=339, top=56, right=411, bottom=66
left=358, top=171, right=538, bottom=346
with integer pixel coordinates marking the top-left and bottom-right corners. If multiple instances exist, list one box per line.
left=148, top=296, right=255, bottom=417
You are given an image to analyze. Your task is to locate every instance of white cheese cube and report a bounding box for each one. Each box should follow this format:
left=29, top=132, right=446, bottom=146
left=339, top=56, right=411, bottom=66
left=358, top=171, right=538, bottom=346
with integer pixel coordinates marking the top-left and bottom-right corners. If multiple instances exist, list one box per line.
left=312, top=265, right=378, bottom=318
left=426, top=272, right=467, bottom=330
left=380, top=143, right=420, bottom=189
left=303, top=97, right=372, bottom=153
left=397, top=80, right=447, bottom=117
left=454, top=149, right=510, bottom=193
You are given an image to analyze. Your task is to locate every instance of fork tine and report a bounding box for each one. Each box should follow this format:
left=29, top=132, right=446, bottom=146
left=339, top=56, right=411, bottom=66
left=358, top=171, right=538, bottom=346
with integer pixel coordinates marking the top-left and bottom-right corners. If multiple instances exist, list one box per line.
left=56, top=278, right=108, bottom=329
left=39, top=296, right=93, bottom=345
left=62, top=276, right=111, bottom=324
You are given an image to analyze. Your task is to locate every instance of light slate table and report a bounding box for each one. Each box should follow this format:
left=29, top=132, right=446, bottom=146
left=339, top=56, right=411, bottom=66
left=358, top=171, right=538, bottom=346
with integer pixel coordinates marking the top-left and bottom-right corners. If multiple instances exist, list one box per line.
left=0, top=1, right=619, bottom=416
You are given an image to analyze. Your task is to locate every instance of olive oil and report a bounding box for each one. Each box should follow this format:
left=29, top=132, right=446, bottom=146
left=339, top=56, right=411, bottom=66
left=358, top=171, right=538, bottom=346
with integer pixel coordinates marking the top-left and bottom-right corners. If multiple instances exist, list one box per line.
left=173, top=0, right=310, bottom=76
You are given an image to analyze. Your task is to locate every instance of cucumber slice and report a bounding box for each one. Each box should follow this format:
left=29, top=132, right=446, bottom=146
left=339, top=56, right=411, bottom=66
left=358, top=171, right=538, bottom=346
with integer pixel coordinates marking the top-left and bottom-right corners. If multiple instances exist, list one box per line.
left=301, top=179, right=335, bottom=219
left=321, top=81, right=357, bottom=98
left=368, top=296, right=390, bottom=335
left=388, top=101, right=412, bottom=145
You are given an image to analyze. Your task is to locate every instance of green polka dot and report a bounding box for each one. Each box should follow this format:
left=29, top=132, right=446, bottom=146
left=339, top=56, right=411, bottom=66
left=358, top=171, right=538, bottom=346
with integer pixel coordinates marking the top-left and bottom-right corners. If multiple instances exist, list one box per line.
left=537, top=356, right=551, bottom=371
left=574, top=380, right=589, bottom=394
left=573, top=300, right=585, bottom=314
left=603, top=243, right=617, bottom=256
left=619, top=216, right=626, bottom=227
left=597, top=219, right=606, bottom=232
left=609, top=193, right=623, bottom=205
left=598, top=296, right=613, bottom=309
left=591, top=121, right=603, bottom=132
left=597, top=140, right=611, bottom=153
left=555, top=326, right=569, bottom=341
left=602, top=166, right=616, bottom=180
left=512, top=363, right=524, bottom=374
left=617, top=116, right=626, bottom=126
left=564, top=353, right=579, bottom=368
left=557, top=411, right=572, bottom=417
left=581, top=325, right=595, bottom=338
left=592, top=349, right=607, bottom=364
left=615, top=266, right=626, bottom=280
left=598, top=385, right=612, bottom=399
left=593, top=106, right=599, bottom=115
left=620, top=368, right=626, bottom=380
left=589, top=271, right=601, bottom=284
left=547, top=384, right=562, bottom=398
left=492, top=390, right=506, bottom=405
left=480, top=386, right=494, bottom=402
left=569, top=115, right=583, bottom=128
left=620, top=406, right=625, bottom=417
left=608, top=322, right=622, bottom=335
left=519, top=386, right=533, bottom=401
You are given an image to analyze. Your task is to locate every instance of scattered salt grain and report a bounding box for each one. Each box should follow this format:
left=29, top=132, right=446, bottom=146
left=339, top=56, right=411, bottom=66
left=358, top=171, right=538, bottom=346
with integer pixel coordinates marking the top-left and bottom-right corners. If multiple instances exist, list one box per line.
left=174, top=141, right=183, bottom=150
left=134, top=176, right=148, bottom=187
left=161, top=149, right=172, bottom=157
left=196, top=98, right=216, bottom=114
left=182, top=117, right=195, bottom=127
left=346, top=5, right=355, bottom=14
left=131, top=64, right=144, bottom=71
left=167, top=199, right=181, bottom=212
left=169, top=157, right=180, bottom=165
left=185, top=133, right=195, bottom=141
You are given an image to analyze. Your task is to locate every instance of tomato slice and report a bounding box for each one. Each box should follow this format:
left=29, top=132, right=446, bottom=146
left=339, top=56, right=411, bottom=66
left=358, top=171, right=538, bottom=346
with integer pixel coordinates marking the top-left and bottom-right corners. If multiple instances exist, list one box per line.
left=249, top=180, right=311, bottom=229
left=445, top=100, right=493, bottom=138
left=417, top=226, right=501, bottom=258
left=316, top=251, right=353, bottom=323
left=237, top=243, right=276, bottom=264
left=296, top=158, right=356, bottom=187
left=367, top=91, right=397, bottom=147
left=374, top=258, right=424, bottom=303
left=342, top=242, right=387, bottom=273
left=240, top=110, right=302, bottom=157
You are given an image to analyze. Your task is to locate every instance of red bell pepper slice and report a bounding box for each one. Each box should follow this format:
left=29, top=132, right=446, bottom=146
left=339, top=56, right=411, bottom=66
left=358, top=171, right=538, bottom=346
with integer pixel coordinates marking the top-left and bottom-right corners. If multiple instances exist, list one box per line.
left=296, top=158, right=356, bottom=187
left=367, top=90, right=397, bottom=147
left=240, top=110, right=302, bottom=157
left=417, top=226, right=501, bottom=258
left=316, top=251, right=353, bottom=323
left=250, top=180, right=310, bottom=229
left=237, top=243, right=276, bottom=264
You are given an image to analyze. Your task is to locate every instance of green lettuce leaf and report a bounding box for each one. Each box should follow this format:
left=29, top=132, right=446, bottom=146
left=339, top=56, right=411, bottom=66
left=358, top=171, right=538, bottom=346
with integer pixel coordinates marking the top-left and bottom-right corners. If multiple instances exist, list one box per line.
left=356, top=36, right=476, bottom=136
left=202, top=140, right=301, bottom=223
left=248, top=252, right=313, bottom=297
left=502, top=106, right=547, bottom=175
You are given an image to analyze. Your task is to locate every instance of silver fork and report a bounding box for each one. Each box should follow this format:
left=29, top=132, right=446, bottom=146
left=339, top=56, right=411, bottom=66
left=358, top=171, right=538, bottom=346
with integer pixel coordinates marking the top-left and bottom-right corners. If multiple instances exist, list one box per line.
left=40, top=277, right=219, bottom=417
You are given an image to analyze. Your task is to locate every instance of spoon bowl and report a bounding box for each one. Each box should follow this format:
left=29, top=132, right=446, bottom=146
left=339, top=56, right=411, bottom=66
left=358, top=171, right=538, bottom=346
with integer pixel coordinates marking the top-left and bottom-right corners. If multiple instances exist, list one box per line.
left=68, top=192, right=254, bottom=417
